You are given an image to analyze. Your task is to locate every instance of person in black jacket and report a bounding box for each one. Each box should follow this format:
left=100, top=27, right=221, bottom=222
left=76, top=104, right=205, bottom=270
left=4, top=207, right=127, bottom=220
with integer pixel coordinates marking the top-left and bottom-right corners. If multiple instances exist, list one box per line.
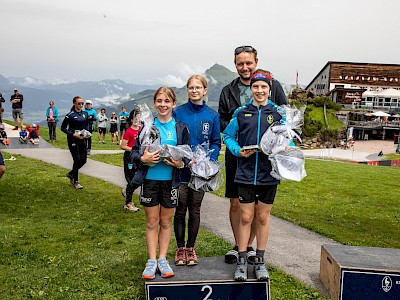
left=10, top=88, right=24, bottom=130
left=0, top=93, right=5, bottom=124
left=218, top=45, right=287, bottom=265
left=61, top=96, right=89, bottom=189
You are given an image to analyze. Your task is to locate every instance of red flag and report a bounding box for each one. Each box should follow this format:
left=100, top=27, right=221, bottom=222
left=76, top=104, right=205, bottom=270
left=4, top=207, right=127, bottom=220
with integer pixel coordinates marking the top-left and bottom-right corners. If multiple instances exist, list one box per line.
left=296, top=70, right=299, bottom=86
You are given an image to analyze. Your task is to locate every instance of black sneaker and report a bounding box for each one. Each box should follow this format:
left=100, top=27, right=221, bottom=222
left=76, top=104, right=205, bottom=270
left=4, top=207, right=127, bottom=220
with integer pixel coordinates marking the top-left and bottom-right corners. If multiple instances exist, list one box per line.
left=246, top=247, right=256, bottom=264
left=234, top=256, right=247, bottom=281
left=225, top=246, right=238, bottom=264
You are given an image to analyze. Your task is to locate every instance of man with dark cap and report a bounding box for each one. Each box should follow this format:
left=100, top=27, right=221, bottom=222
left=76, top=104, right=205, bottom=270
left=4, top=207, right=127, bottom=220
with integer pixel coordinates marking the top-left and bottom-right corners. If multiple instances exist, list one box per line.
left=218, top=45, right=287, bottom=265
left=10, top=88, right=24, bottom=130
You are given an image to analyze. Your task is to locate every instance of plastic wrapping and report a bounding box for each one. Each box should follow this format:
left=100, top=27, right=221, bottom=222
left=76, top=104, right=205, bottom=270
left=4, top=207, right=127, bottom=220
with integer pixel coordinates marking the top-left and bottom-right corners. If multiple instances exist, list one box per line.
left=75, top=129, right=92, bottom=138
left=159, top=144, right=193, bottom=161
left=269, top=147, right=307, bottom=182
left=260, top=105, right=307, bottom=181
left=137, top=103, right=160, bottom=154
left=188, top=145, right=222, bottom=192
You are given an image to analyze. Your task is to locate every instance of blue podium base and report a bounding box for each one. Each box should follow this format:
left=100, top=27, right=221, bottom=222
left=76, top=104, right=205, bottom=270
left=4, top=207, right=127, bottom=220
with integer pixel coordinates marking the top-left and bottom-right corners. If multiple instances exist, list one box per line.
left=145, top=256, right=270, bottom=300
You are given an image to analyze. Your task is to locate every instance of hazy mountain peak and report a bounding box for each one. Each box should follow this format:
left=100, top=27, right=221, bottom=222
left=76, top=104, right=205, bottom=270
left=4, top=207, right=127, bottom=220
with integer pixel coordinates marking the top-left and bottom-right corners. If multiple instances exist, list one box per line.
left=205, top=63, right=237, bottom=83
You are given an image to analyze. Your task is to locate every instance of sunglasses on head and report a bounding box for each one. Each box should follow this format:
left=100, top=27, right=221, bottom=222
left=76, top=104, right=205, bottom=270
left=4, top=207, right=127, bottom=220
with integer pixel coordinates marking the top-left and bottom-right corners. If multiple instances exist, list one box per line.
left=234, top=45, right=255, bottom=55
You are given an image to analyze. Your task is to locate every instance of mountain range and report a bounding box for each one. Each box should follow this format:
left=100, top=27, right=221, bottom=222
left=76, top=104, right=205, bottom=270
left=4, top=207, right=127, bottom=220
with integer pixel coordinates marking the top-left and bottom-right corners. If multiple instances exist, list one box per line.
left=0, top=64, right=297, bottom=124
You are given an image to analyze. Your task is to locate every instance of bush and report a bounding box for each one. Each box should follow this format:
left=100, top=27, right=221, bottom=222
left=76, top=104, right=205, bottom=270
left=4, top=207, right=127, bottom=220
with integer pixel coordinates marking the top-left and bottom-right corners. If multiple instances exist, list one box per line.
left=319, top=128, right=340, bottom=142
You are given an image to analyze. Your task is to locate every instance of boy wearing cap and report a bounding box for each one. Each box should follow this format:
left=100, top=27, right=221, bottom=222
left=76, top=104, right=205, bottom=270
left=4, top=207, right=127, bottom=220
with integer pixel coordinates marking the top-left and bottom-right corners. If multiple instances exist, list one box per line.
left=27, top=124, right=40, bottom=145
left=83, top=100, right=97, bottom=155
left=10, top=88, right=24, bottom=130
left=223, top=69, right=289, bottom=282
left=0, top=124, right=10, bottom=145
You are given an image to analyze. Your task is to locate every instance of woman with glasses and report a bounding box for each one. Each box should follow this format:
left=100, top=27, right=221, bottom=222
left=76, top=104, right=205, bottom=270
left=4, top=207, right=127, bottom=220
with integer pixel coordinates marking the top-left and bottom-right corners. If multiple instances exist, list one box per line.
left=61, top=96, right=89, bottom=189
left=173, top=75, right=221, bottom=266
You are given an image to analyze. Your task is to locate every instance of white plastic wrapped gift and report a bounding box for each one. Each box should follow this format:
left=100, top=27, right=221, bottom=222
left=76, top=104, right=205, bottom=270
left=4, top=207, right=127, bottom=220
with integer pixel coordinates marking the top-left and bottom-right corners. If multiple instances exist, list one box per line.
left=269, top=147, right=307, bottom=182
left=159, top=144, right=193, bottom=161
left=188, top=144, right=222, bottom=192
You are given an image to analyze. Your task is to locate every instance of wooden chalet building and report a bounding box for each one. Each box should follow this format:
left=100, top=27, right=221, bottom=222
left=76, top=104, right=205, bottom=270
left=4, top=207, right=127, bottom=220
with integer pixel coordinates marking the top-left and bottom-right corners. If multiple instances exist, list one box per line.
left=306, top=62, right=400, bottom=112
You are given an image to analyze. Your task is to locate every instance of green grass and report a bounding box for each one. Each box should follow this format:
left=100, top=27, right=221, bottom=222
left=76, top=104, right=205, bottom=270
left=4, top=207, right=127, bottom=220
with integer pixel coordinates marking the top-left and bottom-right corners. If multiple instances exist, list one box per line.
left=0, top=155, right=325, bottom=299
left=307, top=106, right=345, bottom=130
left=90, top=153, right=123, bottom=167
left=274, top=159, right=400, bottom=248
left=89, top=151, right=400, bottom=249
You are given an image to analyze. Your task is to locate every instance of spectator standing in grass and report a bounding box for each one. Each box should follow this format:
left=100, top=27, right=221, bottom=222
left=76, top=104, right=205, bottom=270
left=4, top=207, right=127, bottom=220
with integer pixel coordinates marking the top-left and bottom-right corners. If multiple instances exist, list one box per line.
left=218, top=45, right=287, bottom=265
left=109, top=112, right=119, bottom=144
left=83, top=99, right=97, bottom=155
left=118, top=106, right=129, bottom=143
left=61, top=96, right=89, bottom=190
left=223, top=69, right=291, bottom=281
left=46, top=101, right=59, bottom=142
left=0, top=93, right=5, bottom=124
left=120, top=106, right=141, bottom=212
left=10, top=88, right=24, bottom=130
left=97, top=108, right=108, bottom=144
left=173, top=75, right=221, bottom=267
left=130, top=87, right=190, bottom=280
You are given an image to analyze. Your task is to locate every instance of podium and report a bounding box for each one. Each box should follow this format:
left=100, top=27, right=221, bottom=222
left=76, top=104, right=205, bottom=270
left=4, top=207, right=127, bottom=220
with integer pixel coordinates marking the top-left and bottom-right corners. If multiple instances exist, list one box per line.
left=145, top=256, right=270, bottom=300
left=320, top=244, right=400, bottom=300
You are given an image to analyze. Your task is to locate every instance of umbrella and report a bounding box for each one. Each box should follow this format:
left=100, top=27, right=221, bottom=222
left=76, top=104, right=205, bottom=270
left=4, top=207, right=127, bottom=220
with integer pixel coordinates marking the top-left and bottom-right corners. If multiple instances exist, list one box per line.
left=372, top=111, right=391, bottom=117
left=391, top=114, right=400, bottom=118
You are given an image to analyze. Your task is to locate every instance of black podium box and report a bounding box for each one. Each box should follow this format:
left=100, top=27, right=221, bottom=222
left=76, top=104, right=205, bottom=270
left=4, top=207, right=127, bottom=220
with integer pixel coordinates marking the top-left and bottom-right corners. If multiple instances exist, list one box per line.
left=145, top=256, right=270, bottom=300
left=320, top=244, right=400, bottom=300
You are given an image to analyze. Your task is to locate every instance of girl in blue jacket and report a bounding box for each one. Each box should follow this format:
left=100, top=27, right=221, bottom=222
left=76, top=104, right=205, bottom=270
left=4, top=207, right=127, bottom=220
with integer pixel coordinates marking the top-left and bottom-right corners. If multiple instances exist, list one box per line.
left=173, top=75, right=221, bottom=266
left=223, top=70, right=288, bottom=282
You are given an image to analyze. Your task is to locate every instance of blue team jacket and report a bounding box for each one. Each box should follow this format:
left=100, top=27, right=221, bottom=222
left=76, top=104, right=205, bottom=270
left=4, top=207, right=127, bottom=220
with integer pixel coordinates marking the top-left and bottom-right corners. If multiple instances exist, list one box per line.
left=223, top=100, right=286, bottom=186
left=174, top=100, right=221, bottom=161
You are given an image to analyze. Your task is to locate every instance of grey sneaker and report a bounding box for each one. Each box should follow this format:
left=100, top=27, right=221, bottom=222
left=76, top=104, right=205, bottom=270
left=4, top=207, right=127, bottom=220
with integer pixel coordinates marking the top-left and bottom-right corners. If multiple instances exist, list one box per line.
left=87, top=149, right=91, bottom=155
left=225, top=246, right=238, bottom=264
left=123, top=203, right=139, bottom=212
left=246, top=247, right=256, bottom=264
left=74, top=182, right=84, bottom=189
left=157, top=258, right=174, bottom=278
left=234, top=256, right=247, bottom=281
left=254, top=256, right=269, bottom=281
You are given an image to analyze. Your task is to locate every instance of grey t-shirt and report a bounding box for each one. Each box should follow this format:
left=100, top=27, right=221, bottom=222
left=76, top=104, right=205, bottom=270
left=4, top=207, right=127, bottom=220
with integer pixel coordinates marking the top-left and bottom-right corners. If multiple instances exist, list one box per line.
left=238, top=81, right=252, bottom=105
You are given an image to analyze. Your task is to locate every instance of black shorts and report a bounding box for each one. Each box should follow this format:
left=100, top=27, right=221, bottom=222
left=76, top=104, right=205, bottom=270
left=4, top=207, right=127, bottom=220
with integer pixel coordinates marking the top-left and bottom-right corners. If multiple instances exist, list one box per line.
left=238, top=183, right=277, bottom=205
left=140, top=179, right=179, bottom=208
left=225, top=149, right=238, bottom=198
left=0, top=152, right=4, bottom=166
left=98, top=127, right=106, bottom=134
left=110, top=124, right=118, bottom=133
left=119, top=123, right=127, bottom=133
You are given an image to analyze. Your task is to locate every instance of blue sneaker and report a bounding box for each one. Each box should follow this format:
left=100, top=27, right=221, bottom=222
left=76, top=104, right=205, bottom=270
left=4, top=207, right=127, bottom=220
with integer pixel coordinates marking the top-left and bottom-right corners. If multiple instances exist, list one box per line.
left=142, top=259, right=157, bottom=280
left=157, top=258, right=174, bottom=278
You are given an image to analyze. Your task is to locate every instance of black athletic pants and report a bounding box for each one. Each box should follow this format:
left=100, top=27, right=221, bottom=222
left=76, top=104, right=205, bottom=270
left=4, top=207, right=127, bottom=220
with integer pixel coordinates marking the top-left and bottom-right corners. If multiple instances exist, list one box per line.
left=174, top=185, right=205, bottom=248
left=68, top=139, right=87, bottom=182
left=123, top=151, right=137, bottom=205
left=48, top=122, right=57, bottom=141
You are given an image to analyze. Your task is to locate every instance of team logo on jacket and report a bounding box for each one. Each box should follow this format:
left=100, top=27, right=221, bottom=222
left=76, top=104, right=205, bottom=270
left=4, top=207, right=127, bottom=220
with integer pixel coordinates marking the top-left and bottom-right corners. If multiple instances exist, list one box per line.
left=202, top=122, right=210, bottom=135
left=166, top=131, right=174, bottom=140
left=267, top=114, right=274, bottom=124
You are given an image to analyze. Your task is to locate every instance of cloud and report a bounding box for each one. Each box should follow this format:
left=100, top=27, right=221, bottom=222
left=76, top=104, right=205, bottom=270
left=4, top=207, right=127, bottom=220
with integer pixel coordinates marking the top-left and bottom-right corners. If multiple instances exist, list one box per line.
left=158, top=62, right=207, bottom=88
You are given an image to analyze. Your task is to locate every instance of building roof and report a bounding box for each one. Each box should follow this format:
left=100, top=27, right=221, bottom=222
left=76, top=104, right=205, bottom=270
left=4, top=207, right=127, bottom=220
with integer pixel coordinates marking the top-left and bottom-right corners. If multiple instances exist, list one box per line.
left=306, top=61, right=400, bottom=90
left=362, top=88, right=400, bottom=98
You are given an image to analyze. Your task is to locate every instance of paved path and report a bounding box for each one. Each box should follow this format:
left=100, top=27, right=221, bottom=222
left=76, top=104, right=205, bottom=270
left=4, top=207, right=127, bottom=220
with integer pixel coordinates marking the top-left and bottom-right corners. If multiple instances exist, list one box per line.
left=3, top=123, right=397, bottom=296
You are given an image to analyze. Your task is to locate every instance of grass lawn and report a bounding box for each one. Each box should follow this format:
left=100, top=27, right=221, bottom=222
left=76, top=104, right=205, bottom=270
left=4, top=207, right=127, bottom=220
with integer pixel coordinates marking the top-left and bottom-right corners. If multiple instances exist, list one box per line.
left=307, top=106, right=345, bottom=130
left=89, top=151, right=400, bottom=249
left=0, top=154, right=326, bottom=299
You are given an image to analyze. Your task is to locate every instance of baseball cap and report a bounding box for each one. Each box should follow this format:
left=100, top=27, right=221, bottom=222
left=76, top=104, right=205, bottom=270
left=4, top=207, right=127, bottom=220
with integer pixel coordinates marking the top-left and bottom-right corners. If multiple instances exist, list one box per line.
left=14, top=88, right=18, bottom=91
left=0, top=124, right=5, bottom=130
left=32, top=123, right=37, bottom=128
left=85, top=100, right=93, bottom=104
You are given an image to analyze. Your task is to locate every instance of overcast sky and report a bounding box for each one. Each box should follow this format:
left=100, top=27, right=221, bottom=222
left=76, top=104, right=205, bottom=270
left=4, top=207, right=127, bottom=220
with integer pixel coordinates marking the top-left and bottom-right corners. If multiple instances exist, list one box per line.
left=1, top=0, right=400, bottom=87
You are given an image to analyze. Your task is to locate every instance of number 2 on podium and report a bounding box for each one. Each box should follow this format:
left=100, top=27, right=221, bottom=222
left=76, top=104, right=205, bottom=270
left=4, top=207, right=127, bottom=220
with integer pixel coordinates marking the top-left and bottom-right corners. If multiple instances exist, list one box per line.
left=201, top=285, right=213, bottom=300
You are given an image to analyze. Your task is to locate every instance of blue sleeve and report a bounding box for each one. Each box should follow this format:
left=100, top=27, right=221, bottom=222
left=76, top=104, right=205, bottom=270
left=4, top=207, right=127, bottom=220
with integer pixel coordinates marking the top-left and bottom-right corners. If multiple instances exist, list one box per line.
left=209, top=114, right=221, bottom=161
left=223, top=118, right=242, bottom=157
left=46, top=107, right=49, bottom=118
left=92, top=111, right=97, bottom=121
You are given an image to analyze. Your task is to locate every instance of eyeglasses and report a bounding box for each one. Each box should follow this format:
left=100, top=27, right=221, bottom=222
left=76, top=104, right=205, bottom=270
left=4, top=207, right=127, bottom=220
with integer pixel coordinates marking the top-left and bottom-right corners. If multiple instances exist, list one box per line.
left=77, top=102, right=84, bottom=105
left=234, top=45, right=256, bottom=55
left=188, top=86, right=203, bottom=91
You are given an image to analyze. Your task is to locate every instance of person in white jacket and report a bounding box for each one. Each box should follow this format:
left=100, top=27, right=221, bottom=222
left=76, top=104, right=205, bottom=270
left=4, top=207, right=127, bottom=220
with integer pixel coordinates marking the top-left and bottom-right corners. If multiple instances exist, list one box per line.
left=97, top=108, right=108, bottom=145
